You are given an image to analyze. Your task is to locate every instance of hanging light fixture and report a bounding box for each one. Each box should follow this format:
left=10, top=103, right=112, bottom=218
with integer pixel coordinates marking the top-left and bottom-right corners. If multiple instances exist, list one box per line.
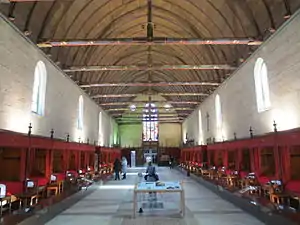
left=129, top=104, right=136, bottom=111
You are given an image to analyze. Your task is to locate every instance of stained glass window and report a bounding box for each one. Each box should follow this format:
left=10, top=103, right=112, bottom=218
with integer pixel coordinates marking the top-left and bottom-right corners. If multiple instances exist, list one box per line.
left=143, top=103, right=159, bottom=141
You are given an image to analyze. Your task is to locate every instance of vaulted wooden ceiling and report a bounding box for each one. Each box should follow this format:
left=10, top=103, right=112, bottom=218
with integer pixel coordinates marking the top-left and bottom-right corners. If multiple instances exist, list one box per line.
left=1, top=0, right=300, bottom=124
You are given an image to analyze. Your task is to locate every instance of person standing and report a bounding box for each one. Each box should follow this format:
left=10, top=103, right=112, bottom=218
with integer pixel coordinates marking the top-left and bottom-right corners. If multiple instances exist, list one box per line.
left=146, top=161, right=158, bottom=200
left=169, top=156, right=174, bottom=169
left=113, top=158, right=121, bottom=180
left=121, top=156, right=128, bottom=180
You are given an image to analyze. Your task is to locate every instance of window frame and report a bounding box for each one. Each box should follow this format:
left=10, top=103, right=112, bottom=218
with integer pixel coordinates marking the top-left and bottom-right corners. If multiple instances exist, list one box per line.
left=254, top=58, right=271, bottom=113
left=31, top=61, right=47, bottom=115
left=143, top=103, right=159, bottom=142
left=215, top=94, right=223, bottom=141
left=77, top=95, right=84, bottom=130
left=198, top=109, right=203, bottom=145
left=98, top=111, right=103, bottom=146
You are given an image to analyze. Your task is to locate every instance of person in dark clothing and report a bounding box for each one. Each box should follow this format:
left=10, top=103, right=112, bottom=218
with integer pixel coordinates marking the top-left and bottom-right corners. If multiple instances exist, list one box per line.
left=169, top=156, right=174, bottom=169
left=146, top=162, right=157, bottom=181
left=145, top=161, right=158, bottom=200
left=113, top=158, right=121, bottom=180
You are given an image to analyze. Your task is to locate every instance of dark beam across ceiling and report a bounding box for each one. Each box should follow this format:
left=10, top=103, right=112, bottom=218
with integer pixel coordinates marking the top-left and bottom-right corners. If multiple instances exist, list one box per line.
left=105, top=107, right=193, bottom=112
left=116, top=115, right=184, bottom=119
left=6, top=0, right=54, bottom=2
left=65, top=65, right=236, bottom=73
left=98, top=101, right=199, bottom=106
left=92, top=93, right=208, bottom=98
left=118, top=121, right=181, bottom=125
left=110, top=112, right=189, bottom=116
left=80, top=81, right=220, bottom=88
left=117, top=118, right=183, bottom=121
left=37, top=37, right=262, bottom=48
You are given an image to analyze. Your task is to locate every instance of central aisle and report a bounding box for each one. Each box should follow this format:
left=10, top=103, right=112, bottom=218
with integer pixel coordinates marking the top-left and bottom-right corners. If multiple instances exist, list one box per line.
left=46, top=167, right=264, bottom=225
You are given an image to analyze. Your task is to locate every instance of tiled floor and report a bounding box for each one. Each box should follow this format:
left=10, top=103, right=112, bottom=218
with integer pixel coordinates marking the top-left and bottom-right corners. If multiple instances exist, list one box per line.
left=45, top=167, right=264, bottom=225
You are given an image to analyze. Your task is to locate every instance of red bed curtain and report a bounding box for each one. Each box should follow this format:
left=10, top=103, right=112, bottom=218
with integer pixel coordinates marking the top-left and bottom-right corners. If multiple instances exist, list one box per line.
left=236, top=149, right=243, bottom=171
left=280, top=146, right=291, bottom=183
left=197, top=151, right=202, bottom=162
left=274, top=146, right=281, bottom=179
left=223, top=150, right=228, bottom=168
left=207, top=151, right=211, bottom=165
left=250, top=148, right=261, bottom=175
left=214, top=150, right=219, bottom=166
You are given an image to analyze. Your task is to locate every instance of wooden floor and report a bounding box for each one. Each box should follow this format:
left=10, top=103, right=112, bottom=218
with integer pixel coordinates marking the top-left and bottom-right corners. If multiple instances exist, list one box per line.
left=15, top=167, right=264, bottom=225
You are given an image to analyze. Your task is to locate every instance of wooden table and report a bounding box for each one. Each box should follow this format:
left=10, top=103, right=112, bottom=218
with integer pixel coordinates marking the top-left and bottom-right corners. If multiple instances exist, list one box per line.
left=17, top=192, right=38, bottom=209
left=47, top=183, right=59, bottom=197
left=58, top=181, right=64, bottom=193
left=201, top=169, right=210, bottom=178
left=133, top=181, right=185, bottom=218
left=0, top=195, right=12, bottom=216
left=47, top=180, right=64, bottom=197
left=290, top=195, right=300, bottom=209
left=226, top=175, right=238, bottom=187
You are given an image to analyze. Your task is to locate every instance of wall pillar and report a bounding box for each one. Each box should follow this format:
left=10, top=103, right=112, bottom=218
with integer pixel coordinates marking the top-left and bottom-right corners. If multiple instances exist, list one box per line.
left=19, top=149, right=26, bottom=182
left=281, top=146, right=291, bottom=183
left=45, top=149, right=53, bottom=179
left=207, top=151, right=211, bottom=165
left=214, top=150, right=219, bottom=166
left=84, top=152, right=89, bottom=169
left=236, top=149, right=242, bottom=171
left=29, top=148, right=36, bottom=175
left=223, top=150, right=228, bottom=168
left=76, top=151, right=80, bottom=170
left=62, top=150, right=69, bottom=171
left=274, top=145, right=281, bottom=179
left=250, top=147, right=261, bottom=175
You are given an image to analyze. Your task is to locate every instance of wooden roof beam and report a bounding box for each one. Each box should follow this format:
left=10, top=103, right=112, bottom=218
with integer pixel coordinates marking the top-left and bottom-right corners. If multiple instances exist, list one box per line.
left=106, top=107, right=194, bottom=111
left=38, top=37, right=262, bottom=48
left=65, top=65, right=235, bottom=73
left=98, top=101, right=199, bottom=106
left=92, top=93, right=208, bottom=98
left=80, top=81, right=220, bottom=88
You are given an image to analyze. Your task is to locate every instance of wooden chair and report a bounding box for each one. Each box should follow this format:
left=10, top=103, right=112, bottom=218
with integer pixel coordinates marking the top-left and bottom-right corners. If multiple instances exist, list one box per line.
left=201, top=169, right=210, bottom=178
left=0, top=184, right=13, bottom=216
left=46, top=183, right=59, bottom=197
left=18, top=180, right=39, bottom=209
left=47, top=174, right=63, bottom=197
left=243, top=175, right=261, bottom=195
left=269, top=184, right=290, bottom=205
left=225, top=175, right=238, bottom=187
left=58, top=180, right=64, bottom=193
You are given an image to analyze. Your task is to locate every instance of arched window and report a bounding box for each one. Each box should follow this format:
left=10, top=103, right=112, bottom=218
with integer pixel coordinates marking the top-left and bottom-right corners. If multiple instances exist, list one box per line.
left=143, top=103, right=159, bottom=141
left=215, top=94, right=223, bottom=141
left=98, top=112, right=103, bottom=146
left=198, top=109, right=203, bottom=145
left=31, top=61, right=47, bottom=115
left=77, top=95, right=84, bottom=130
left=254, top=58, right=271, bottom=112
